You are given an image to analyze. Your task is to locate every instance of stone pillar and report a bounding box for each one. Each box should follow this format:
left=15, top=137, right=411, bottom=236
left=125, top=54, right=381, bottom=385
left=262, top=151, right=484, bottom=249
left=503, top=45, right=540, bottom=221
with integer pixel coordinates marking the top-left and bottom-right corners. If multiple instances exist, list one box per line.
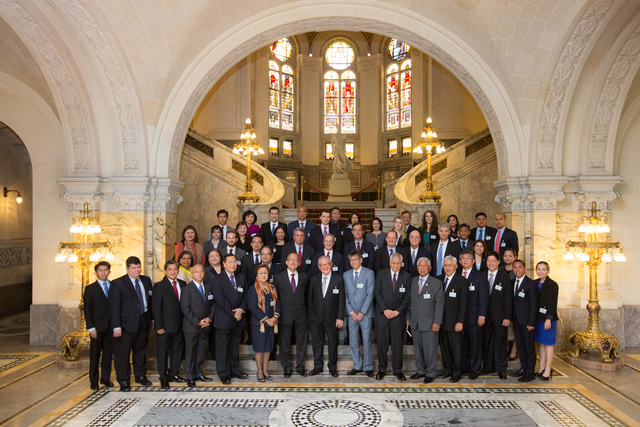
left=298, top=55, right=321, bottom=166
left=358, top=54, right=380, bottom=166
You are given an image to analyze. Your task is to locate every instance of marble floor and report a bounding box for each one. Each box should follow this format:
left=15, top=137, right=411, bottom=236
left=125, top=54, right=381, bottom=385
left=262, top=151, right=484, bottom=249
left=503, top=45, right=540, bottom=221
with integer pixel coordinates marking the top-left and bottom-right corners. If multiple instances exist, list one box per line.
left=1, top=312, right=639, bottom=427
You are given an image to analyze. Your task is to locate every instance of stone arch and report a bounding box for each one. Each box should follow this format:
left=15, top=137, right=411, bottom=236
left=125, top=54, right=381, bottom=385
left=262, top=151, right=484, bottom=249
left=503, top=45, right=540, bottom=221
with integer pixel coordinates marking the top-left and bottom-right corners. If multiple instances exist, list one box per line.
left=151, top=6, right=524, bottom=182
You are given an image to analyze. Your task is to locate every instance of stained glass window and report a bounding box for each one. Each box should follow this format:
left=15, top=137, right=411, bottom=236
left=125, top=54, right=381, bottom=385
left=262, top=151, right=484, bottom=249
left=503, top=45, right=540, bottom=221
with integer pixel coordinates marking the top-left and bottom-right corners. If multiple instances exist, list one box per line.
left=388, top=38, right=410, bottom=61
left=283, top=140, right=293, bottom=157
left=271, top=38, right=292, bottom=61
left=326, top=41, right=354, bottom=70
left=386, top=60, right=411, bottom=130
left=400, top=60, right=411, bottom=128
left=402, top=137, right=412, bottom=155
left=386, top=64, right=399, bottom=130
left=269, top=138, right=279, bottom=156
left=269, top=41, right=295, bottom=131
left=388, top=139, right=398, bottom=157
left=324, top=70, right=356, bottom=133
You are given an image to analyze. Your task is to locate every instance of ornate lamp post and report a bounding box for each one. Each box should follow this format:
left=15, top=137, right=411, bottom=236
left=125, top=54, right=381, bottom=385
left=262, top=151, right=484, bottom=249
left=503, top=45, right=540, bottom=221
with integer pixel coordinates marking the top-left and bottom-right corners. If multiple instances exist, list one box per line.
left=56, top=202, right=114, bottom=361
left=564, top=201, right=625, bottom=363
left=233, top=118, right=264, bottom=203
left=413, top=117, right=445, bottom=202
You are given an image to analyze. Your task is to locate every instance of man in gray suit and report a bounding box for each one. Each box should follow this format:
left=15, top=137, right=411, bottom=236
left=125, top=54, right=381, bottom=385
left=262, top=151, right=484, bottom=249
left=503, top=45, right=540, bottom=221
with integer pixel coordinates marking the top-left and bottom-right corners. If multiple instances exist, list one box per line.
left=407, top=257, right=444, bottom=383
left=343, top=251, right=375, bottom=377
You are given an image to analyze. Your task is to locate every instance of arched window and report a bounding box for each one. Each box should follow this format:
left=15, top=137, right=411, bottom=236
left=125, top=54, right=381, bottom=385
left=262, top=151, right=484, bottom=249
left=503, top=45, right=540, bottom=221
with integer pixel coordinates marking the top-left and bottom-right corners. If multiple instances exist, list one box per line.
left=386, top=45, right=411, bottom=130
left=324, top=41, right=356, bottom=134
left=269, top=38, right=295, bottom=131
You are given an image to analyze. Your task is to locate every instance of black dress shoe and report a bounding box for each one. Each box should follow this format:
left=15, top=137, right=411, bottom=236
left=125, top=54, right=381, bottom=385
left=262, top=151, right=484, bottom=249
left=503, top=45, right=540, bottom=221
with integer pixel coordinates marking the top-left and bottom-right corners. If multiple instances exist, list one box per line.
left=220, top=377, right=231, bottom=385
left=510, top=370, right=524, bottom=378
left=309, top=369, right=323, bottom=376
left=187, top=380, right=196, bottom=387
left=441, top=372, right=452, bottom=379
left=296, top=369, right=307, bottom=377
left=395, top=372, right=406, bottom=381
left=100, top=380, right=114, bottom=387
left=449, top=376, right=460, bottom=383
left=170, top=375, right=187, bottom=383
left=518, top=374, right=535, bottom=382
left=346, top=368, right=362, bottom=375
left=498, top=373, right=507, bottom=380
left=540, top=373, right=552, bottom=381
left=375, top=372, right=385, bottom=380
left=284, top=370, right=292, bottom=378
left=120, top=382, right=131, bottom=392
left=365, top=370, right=374, bottom=378
left=468, top=373, right=479, bottom=380
left=90, top=384, right=99, bottom=391
left=197, top=375, right=214, bottom=382
left=135, top=376, right=152, bottom=386
left=330, top=370, right=339, bottom=377
left=160, top=381, right=170, bottom=389
left=410, top=373, right=425, bottom=380
left=230, top=372, right=248, bottom=380
left=423, top=376, right=434, bottom=384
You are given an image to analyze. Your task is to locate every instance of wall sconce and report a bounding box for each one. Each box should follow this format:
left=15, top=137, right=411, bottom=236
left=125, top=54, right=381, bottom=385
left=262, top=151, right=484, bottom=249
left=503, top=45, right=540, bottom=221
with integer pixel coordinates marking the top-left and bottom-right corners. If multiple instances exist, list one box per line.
left=3, top=187, right=22, bottom=204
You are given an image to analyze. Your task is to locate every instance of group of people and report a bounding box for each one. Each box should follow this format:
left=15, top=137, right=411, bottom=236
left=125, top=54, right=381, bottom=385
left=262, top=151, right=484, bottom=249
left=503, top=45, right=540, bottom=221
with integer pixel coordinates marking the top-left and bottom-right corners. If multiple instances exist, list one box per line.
left=83, top=205, right=559, bottom=392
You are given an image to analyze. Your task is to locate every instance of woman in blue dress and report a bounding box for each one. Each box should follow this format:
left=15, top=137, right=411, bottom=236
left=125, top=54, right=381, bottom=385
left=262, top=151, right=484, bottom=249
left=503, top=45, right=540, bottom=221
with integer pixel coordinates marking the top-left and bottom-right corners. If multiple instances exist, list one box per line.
left=247, top=264, right=281, bottom=382
left=534, top=261, right=558, bottom=380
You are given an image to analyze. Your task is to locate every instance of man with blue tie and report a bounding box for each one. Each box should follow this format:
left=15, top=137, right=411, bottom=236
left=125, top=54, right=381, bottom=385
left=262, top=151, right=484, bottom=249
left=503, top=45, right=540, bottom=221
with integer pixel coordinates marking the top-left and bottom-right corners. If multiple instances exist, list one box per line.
left=344, top=252, right=375, bottom=377
left=457, top=224, right=471, bottom=252
left=374, top=230, right=409, bottom=273
left=260, top=206, right=285, bottom=245
left=430, top=223, right=461, bottom=277
left=511, top=259, right=538, bottom=382
left=469, top=212, right=496, bottom=244
left=287, top=205, right=316, bottom=241
left=84, top=261, right=114, bottom=390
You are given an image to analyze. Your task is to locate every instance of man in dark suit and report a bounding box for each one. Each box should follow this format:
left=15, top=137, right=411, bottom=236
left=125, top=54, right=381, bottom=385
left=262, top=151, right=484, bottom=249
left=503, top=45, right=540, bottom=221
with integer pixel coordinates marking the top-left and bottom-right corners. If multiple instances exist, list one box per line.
left=310, top=233, right=344, bottom=276
left=84, top=261, right=114, bottom=390
left=438, top=256, right=469, bottom=383
left=457, top=223, right=472, bottom=252
left=242, top=235, right=264, bottom=278
left=330, top=207, right=351, bottom=251
left=511, top=259, right=538, bottom=382
left=401, top=210, right=419, bottom=236
left=212, top=254, right=248, bottom=384
left=260, top=206, right=285, bottom=245
left=287, top=205, right=316, bottom=242
left=221, top=230, right=246, bottom=261
left=310, top=209, right=342, bottom=255
left=109, top=256, right=153, bottom=391
left=493, top=213, right=519, bottom=258
left=374, top=252, right=411, bottom=380
left=153, top=260, right=187, bottom=389
left=273, top=253, right=310, bottom=377
left=280, top=227, right=314, bottom=273
left=407, top=230, right=430, bottom=277
left=342, top=222, right=375, bottom=270
left=180, top=264, right=215, bottom=387
left=482, top=251, right=513, bottom=379
left=430, top=223, right=462, bottom=276
left=307, top=255, right=345, bottom=377
left=216, top=209, right=234, bottom=240
left=374, top=230, right=409, bottom=273
left=469, top=212, right=497, bottom=245
left=246, top=246, right=283, bottom=285
left=459, top=251, right=489, bottom=380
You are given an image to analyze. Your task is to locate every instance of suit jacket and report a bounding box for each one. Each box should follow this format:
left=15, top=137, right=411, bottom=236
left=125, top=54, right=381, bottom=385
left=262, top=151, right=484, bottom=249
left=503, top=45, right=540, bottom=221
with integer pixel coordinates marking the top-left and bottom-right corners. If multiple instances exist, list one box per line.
left=486, top=268, right=513, bottom=326
left=280, top=242, right=314, bottom=273
left=307, top=273, right=346, bottom=325
left=536, top=277, right=559, bottom=322
left=374, top=245, right=409, bottom=273
left=310, top=250, right=344, bottom=277
left=405, top=224, right=419, bottom=237
left=260, top=221, right=286, bottom=245
left=221, top=246, right=246, bottom=265
left=463, top=268, right=489, bottom=324
left=246, top=262, right=283, bottom=286
left=84, top=280, right=110, bottom=333
left=407, top=246, right=431, bottom=277
left=493, top=227, right=519, bottom=257
left=309, top=225, right=343, bottom=256
left=180, top=280, right=214, bottom=333
left=469, top=226, right=497, bottom=245
left=332, top=221, right=352, bottom=246
left=374, top=269, right=412, bottom=327
left=458, top=239, right=472, bottom=252
left=242, top=251, right=263, bottom=278
left=153, top=276, right=186, bottom=334
left=429, top=239, right=462, bottom=269
left=212, top=271, right=248, bottom=329
left=342, top=240, right=375, bottom=270
left=287, top=220, right=316, bottom=242
left=439, top=273, right=469, bottom=331
left=343, top=267, right=375, bottom=318
left=203, top=239, right=226, bottom=256
left=108, top=274, right=153, bottom=333
left=273, top=269, right=309, bottom=325
left=407, top=274, right=444, bottom=331
left=512, top=275, right=538, bottom=327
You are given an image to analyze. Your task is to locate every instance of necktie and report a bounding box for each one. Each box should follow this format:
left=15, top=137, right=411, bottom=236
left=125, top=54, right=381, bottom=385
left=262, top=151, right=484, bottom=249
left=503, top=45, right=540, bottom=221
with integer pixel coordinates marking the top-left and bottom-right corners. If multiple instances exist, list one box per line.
left=463, top=270, right=467, bottom=278
left=229, top=248, right=233, bottom=255
left=419, top=277, right=424, bottom=294
left=322, top=276, right=328, bottom=296
left=514, top=278, right=520, bottom=298
left=272, top=223, right=276, bottom=235
left=356, top=241, right=360, bottom=252
left=230, top=275, right=237, bottom=290
left=412, top=250, right=416, bottom=264
left=172, top=280, right=179, bottom=299
left=437, top=243, right=444, bottom=276
left=298, top=246, right=302, bottom=264
left=198, top=283, right=205, bottom=301
left=102, top=281, right=109, bottom=298
left=134, top=279, right=145, bottom=315
left=461, top=241, right=466, bottom=251
left=354, top=271, right=359, bottom=285
left=300, top=222, right=304, bottom=229
left=444, top=277, right=450, bottom=293
left=255, top=254, right=260, bottom=264
left=323, top=226, right=327, bottom=236
left=489, top=273, right=495, bottom=292
left=291, top=273, right=296, bottom=293
left=326, top=251, right=331, bottom=259
left=495, top=229, right=502, bottom=252
left=480, top=228, right=484, bottom=240
left=392, top=273, right=397, bottom=292
left=389, top=248, right=393, bottom=257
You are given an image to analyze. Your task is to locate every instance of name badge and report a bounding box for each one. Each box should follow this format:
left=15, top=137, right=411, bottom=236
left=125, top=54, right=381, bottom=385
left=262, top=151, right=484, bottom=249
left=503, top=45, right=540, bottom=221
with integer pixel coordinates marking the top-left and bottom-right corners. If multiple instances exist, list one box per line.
left=424, top=293, right=431, bottom=299
left=362, top=253, right=369, bottom=258
left=341, top=231, right=344, bottom=235
left=486, top=236, right=492, bottom=240
left=332, top=266, right=338, bottom=272
left=495, top=285, right=503, bottom=291
left=237, top=287, right=244, bottom=293
left=399, top=287, right=406, bottom=293
left=237, top=260, right=242, bottom=265
left=501, top=242, right=506, bottom=247
left=374, top=245, right=379, bottom=250
left=307, top=232, right=311, bottom=237
left=333, top=288, right=340, bottom=294
left=469, top=285, right=475, bottom=291
left=208, top=294, right=213, bottom=300
left=449, top=291, right=457, bottom=298
left=269, top=278, right=273, bottom=283
left=305, top=259, right=311, bottom=265
left=357, top=283, right=364, bottom=289
left=539, top=307, right=547, bottom=314
left=402, top=263, right=405, bottom=267
left=270, top=300, right=275, bottom=307
left=273, top=248, right=277, bottom=252
left=431, top=235, right=436, bottom=240
left=148, top=290, right=152, bottom=296
left=518, top=291, right=525, bottom=298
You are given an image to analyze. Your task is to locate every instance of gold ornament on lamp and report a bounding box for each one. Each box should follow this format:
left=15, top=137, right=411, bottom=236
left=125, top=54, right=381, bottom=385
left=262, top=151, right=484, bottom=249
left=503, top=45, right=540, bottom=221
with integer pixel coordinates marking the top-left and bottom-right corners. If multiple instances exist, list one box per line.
left=233, top=118, right=264, bottom=203
left=56, top=202, right=114, bottom=361
left=564, top=201, right=625, bottom=363
left=413, top=117, right=445, bottom=202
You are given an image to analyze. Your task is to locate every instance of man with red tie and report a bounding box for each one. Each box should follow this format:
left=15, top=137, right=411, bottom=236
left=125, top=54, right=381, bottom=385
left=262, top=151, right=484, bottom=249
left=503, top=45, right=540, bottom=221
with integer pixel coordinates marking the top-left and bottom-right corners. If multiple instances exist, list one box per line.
left=493, top=213, right=519, bottom=259
left=343, top=222, right=375, bottom=270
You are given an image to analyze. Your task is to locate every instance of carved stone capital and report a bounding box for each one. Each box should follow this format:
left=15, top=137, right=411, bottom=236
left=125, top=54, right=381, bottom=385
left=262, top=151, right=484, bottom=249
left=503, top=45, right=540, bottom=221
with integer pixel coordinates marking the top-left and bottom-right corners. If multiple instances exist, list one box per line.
left=563, top=176, right=622, bottom=211
left=147, top=179, right=184, bottom=213
left=494, top=177, right=568, bottom=212
left=58, top=177, right=104, bottom=211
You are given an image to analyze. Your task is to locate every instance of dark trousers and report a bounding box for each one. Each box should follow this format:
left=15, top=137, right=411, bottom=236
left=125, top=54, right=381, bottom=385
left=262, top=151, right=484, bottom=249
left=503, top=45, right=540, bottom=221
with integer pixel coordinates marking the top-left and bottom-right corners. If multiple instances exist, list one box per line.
left=156, top=330, right=184, bottom=381
left=89, top=330, right=113, bottom=387
left=440, top=329, right=463, bottom=378
left=375, top=321, right=404, bottom=374
left=214, top=325, right=242, bottom=379
left=207, top=327, right=216, bottom=360
left=483, top=322, right=508, bottom=374
left=184, top=329, right=208, bottom=380
left=113, top=313, right=149, bottom=385
left=279, top=320, right=307, bottom=371
left=310, top=320, right=339, bottom=371
left=514, top=322, right=536, bottom=375
left=462, top=323, right=483, bottom=375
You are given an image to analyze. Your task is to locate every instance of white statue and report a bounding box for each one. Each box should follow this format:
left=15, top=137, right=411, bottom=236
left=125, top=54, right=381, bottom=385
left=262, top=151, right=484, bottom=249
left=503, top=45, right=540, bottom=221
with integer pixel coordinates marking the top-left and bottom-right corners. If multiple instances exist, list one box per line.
left=332, top=133, right=354, bottom=178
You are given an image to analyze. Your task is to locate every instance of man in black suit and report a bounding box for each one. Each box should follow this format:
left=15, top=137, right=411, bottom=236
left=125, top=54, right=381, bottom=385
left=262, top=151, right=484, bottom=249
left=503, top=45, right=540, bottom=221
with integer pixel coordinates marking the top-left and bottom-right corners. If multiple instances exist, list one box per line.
left=438, top=256, right=469, bottom=383
left=342, top=222, right=374, bottom=270
left=310, top=209, right=342, bottom=255
left=246, top=246, right=283, bottom=285
left=374, top=230, right=409, bottom=273
left=374, top=253, right=412, bottom=380
left=310, top=233, right=344, bottom=276
left=459, top=251, right=489, bottom=380
left=153, top=260, right=187, bottom=389
left=242, top=235, right=264, bottom=278
left=260, top=206, right=285, bottom=245
left=407, top=230, right=430, bottom=277
left=511, top=259, right=538, bottom=382
left=273, top=253, right=310, bottom=377
left=280, top=227, right=314, bottom=273
left=457, top=223, right=472, bottom=252
left=84, top=261, right=114, bottom=390
left=216, top=209, right=234, bottom=240
left=401, top=210, right=419, bottom=236
left=493, top=213, right=519, bottom=258
left=109, top=256, right=153, bottom=391
left=307, top=255, right=345, bottom=377
left=221, top=230, right=246, bottom=261
left=430, top=223, right=462, bottom=277
left=212, top=254, right=248, bottom=384
left=287, top=205, right=316, bottom=241
left=330, top=207, right=351, bottom=251
left=483, top=251, right=513, bottom=379
left=469, top=212, right=497, bottom=245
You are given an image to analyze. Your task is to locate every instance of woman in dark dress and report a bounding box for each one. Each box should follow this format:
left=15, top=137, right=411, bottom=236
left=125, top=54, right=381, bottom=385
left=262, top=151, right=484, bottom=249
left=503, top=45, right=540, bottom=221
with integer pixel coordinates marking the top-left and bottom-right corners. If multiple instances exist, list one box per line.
left=535, top=261, right=558, bottom=380
left=447, top=214, right=459, bottom=239
left=235, top=221, right=252, bottom=253
left=247, top=264, right=281, bottom=381
left=269, top=225, right=288, bottom=264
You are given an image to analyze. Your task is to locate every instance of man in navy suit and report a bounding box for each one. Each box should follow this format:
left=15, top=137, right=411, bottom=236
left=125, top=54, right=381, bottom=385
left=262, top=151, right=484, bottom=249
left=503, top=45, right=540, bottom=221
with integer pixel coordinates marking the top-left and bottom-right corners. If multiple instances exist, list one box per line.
left=430, top=223, right=462, bottom=276
left=242, top=235, right=264, bottom=278
left=281, top=228, right=314, bottom=273
left=511, top=259, right=538, bottom=382
left=84, top=261, right=113, bottom=390
left=407, top=230, right=430, bottom=277
left=246, top=246, right=283, bottom=285
left=469, top=212, right=497, bottom=245
left=310, top=233, right=344, bottom=276
left=109, top=256, right=153, bottom=391
left=401, top=211, right=419, bottom=236
left=260, top=206, right=285, bottom=245
left=374, top=230, right=409, bottom=273
left=457, top=224, right=472, bottom=252
left=216, top=209, right=234, bottom=240
left=287, top=205, right=316, bottom=241
left=342, top=222, right=375, bottom=270
left=153, top=260, right=187, bottom=389
left=330, top=207, right=351, bottom=252
left=310, top=209, right=343, bottom=255
left=212, top=254, right=248, bottom=384
left=493, top=213, right=519, bottom=258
